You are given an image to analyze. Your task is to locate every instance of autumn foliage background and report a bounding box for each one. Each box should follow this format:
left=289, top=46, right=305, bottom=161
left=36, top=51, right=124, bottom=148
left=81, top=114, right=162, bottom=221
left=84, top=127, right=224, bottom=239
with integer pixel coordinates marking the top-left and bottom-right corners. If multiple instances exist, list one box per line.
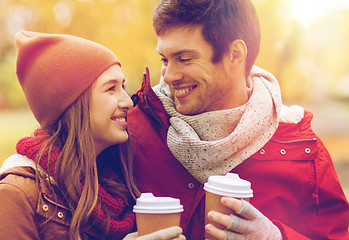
left=0, top=0, right=348, bottom=197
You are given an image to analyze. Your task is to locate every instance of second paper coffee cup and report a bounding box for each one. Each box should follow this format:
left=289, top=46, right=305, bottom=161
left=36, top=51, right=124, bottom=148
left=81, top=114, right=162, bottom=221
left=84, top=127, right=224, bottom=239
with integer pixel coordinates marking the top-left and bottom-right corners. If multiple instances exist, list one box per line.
left=204, top=173, right=253, bottom=239
left=133, top=193, right=184, bottom=236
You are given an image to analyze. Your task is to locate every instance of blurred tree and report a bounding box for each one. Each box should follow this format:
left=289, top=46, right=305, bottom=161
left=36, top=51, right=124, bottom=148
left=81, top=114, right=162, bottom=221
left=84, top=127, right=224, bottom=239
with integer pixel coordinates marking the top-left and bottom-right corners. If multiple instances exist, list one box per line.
left=0, top=0, right=160, bottom=110
left=254, top=0, right=349, bottom=103
left=1, top=0, right=349, bottom=109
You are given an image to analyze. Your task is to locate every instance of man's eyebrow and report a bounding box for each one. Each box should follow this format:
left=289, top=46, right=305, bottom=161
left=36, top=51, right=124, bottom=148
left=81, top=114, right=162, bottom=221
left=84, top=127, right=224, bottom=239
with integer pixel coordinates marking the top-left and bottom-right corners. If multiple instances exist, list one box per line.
left=156, top=49, right=198, bottom=58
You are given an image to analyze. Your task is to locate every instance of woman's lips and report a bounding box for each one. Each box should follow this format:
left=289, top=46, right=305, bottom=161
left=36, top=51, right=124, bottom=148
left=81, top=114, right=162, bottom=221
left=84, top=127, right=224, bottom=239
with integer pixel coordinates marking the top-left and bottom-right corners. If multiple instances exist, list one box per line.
left=112, top=114, right=128, bottom=127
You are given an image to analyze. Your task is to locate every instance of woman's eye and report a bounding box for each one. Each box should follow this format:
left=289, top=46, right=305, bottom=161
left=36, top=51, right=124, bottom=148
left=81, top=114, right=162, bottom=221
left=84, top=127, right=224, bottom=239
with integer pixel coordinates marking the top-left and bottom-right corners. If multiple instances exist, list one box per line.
left=107, top=86, right=116, bottom=92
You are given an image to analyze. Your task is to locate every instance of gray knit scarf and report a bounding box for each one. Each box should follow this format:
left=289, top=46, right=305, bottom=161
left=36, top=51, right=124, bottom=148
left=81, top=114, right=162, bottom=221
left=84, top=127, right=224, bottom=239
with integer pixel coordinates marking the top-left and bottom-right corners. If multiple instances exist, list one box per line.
left=153, top=66, right=282, bottom=183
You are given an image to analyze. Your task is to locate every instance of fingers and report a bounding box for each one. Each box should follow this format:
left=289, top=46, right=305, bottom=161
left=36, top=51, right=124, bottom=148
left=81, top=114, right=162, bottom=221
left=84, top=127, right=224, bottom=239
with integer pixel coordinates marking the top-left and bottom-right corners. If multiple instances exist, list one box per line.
left=205, top=211, right=231, bottom=240
left=205, top=223, right=226, bottom=240
left=205, top=223, right=246, bottom=240
left=221, top=198, right=258, bottom=220
left=205, top=211, right=237, bottom=240
left=227, top=213, right=250, bottom=233
left=156, top=226, right=183, bottom=238
left=206, top=198, right=274, bottom=240
left=205, top=199, right=244, bottom=239
left=172, top=234, right=186, bottom=240
left=207, top=211, right=231, bottom=228
left=206, top=212, right=252, bottom=238
left=221, top=197, right=243, bottom=212
left=236, top=200, right=260, bottom=221
left=207, top=200, right=251, bottom=234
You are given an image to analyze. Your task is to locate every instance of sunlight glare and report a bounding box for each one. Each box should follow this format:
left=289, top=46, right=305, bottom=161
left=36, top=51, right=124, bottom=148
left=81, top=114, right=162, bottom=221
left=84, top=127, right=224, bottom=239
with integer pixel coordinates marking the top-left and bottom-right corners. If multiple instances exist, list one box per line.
left=290, top=0, right=349, bottom=27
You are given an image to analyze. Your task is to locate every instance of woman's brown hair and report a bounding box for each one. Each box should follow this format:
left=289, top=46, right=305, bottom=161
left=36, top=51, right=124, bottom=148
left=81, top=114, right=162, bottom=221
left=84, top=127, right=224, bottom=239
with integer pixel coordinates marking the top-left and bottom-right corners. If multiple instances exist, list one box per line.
left=38, top=89, right=139, bottom=239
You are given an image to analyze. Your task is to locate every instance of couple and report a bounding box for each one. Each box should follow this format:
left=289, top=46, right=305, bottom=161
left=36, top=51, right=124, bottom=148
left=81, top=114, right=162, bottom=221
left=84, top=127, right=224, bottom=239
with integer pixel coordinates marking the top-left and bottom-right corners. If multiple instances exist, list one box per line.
left=0, top=0, right=348, bottom=239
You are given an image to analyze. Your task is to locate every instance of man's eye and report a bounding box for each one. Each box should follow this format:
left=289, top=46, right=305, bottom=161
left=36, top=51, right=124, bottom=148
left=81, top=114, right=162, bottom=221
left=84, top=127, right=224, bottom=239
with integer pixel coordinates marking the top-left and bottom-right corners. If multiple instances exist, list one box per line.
left=161, top=58, right=168, bottom=64
left=179, top=58, right=192, bottom=63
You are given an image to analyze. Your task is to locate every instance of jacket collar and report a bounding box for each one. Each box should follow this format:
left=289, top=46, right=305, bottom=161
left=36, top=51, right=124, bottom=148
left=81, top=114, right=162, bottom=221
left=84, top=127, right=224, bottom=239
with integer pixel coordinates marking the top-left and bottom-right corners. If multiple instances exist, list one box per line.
left=131, top=67, right=170, bottom=130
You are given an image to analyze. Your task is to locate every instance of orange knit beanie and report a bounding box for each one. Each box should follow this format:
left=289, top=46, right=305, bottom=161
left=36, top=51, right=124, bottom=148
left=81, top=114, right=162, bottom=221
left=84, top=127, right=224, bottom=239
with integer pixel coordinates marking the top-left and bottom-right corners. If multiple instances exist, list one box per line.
left=15, top=30, right=120, bottom=128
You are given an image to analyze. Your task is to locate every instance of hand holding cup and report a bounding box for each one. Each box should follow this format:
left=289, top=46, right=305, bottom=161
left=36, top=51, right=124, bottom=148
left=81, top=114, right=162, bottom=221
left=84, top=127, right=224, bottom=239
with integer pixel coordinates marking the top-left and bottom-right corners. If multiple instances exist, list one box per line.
left=203, top=173, right=253, bottom=240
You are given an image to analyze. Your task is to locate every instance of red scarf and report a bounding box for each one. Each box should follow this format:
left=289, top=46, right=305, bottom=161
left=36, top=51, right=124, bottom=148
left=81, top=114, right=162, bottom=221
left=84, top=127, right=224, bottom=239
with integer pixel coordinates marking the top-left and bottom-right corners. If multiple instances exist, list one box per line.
left=16, top=129, right=135, bottom=239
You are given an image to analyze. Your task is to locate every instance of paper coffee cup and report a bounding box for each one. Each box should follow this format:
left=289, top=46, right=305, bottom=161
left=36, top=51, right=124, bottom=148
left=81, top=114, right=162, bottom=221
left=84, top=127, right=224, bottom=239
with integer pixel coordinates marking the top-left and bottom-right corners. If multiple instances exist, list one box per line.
left=133, top=193, right=184, bottom=236
left=204, top=173, right=253, bottom=239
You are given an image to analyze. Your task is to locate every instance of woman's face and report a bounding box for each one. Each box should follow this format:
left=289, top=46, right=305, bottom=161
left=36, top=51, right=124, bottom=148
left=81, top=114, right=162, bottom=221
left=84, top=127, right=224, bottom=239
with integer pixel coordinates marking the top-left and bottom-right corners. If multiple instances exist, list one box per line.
left=89, top=64, right=133, bottom=155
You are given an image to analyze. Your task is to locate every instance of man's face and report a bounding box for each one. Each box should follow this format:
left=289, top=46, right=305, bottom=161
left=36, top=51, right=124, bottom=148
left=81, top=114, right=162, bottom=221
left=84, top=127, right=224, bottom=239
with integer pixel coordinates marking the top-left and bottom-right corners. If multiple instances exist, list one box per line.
left=156, top=25, right=241, bottom=115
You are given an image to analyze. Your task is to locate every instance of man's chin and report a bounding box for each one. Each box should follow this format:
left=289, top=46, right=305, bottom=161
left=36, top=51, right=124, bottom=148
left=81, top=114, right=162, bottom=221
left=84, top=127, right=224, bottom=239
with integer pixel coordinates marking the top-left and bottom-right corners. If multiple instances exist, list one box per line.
left=175, top=105, right=201, bottom=116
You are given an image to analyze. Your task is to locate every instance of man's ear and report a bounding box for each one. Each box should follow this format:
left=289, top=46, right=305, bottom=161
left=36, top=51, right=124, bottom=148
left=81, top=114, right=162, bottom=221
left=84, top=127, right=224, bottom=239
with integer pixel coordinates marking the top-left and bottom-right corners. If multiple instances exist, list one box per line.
left=229, top=39, right=247, bottom=64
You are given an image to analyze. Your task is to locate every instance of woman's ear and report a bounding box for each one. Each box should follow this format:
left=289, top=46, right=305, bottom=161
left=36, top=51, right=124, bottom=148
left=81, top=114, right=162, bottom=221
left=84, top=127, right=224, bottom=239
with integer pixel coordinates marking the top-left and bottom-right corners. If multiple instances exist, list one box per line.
left=229, top=39, right=247, bottom=64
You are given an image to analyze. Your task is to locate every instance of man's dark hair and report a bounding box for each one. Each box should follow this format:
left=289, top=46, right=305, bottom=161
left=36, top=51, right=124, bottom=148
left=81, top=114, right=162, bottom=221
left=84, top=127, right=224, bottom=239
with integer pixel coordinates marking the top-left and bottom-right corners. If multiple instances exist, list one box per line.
left=153, top=0, right=260, bottom=77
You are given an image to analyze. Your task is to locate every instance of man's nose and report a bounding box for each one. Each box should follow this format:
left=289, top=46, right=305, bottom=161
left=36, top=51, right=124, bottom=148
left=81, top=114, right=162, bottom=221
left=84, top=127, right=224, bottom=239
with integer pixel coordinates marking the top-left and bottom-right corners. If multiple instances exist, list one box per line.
left=162, top=63, right=182, bottom=85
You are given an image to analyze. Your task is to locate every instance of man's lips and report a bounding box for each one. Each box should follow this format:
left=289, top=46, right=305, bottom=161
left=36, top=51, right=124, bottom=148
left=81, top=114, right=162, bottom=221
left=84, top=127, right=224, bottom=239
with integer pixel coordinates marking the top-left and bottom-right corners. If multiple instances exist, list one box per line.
left=174, top=85, right=196, bottom=98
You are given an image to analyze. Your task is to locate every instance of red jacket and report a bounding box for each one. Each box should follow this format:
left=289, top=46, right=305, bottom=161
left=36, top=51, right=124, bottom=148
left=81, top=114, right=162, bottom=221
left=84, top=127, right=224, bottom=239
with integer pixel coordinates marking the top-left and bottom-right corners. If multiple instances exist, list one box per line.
left=128, top=76, right=349, bottom=239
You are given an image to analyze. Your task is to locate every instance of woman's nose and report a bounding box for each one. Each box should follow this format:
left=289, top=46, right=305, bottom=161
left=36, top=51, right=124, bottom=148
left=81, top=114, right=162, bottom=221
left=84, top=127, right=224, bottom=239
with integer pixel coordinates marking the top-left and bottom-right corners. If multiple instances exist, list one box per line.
left=119, top=91, right=133, bottom=110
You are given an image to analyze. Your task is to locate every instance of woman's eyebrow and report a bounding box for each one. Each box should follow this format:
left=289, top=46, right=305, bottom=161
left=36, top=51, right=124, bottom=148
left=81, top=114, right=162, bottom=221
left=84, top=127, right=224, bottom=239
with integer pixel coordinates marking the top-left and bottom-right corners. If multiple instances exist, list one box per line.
left=102, top=78, right=125, bottom=86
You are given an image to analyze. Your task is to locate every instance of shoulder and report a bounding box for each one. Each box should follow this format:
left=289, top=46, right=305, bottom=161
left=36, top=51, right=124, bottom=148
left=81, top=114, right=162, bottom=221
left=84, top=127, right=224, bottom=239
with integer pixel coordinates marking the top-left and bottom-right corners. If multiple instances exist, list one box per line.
left=251, top=106, right=319, bottom=161
left=0, top=153, right=38, bottom=174
left=0, top=167, right=41, bottom=239
left=0, top=166, right=38, bottom=210
left=276, top=105, right=316, bottom=140
left=0, top=154, right=44, bottom=212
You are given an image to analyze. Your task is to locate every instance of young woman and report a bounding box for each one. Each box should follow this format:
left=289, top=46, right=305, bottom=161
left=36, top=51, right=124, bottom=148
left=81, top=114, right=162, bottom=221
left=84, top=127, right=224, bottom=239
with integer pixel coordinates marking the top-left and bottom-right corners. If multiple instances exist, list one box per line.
left=0, top=30, right=184, bottom=240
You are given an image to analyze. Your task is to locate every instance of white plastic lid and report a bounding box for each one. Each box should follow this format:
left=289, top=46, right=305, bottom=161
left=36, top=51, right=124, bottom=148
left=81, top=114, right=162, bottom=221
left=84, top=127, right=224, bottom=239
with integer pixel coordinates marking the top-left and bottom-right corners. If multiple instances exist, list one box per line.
left=204, top=173, right=253, bottom=198
left=133, top=193, right=184, bottom=214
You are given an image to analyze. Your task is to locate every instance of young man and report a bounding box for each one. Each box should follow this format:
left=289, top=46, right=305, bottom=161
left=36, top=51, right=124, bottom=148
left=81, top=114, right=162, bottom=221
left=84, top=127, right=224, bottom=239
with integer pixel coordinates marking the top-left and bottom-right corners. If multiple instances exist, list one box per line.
left=128, top=0, right=349, bottom=239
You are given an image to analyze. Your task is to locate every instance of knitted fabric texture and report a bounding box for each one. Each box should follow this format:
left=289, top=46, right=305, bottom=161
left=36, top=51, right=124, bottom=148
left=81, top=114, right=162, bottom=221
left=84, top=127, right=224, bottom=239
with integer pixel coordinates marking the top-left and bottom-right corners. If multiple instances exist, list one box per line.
left=16, top=129, right=135, bottom=239
left=15, top=30, right=120, bottom=128
left=226, top=200, right=282, bottom=239
left=153, top=65, right=282, bottom=183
